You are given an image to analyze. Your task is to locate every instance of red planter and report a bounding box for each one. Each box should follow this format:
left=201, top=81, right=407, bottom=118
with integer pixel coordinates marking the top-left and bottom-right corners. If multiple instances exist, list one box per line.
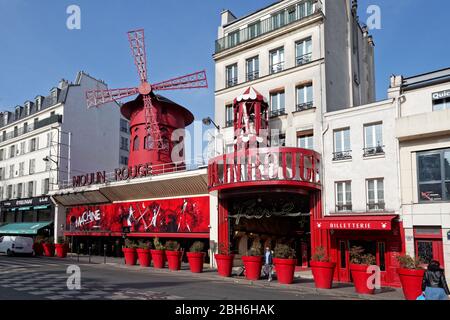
left=187, top=252, right=206, bottom=273
left=398, top=268, right=425, bottom=300
left=122, top=248, right=137, bottom=266
left=55, top=244, right=68, bottom=258
left=166, top=251, right=182, bottom=271
left=42, top=243, right=55, bottom=257
left=215, top=254, right=235, bottom=277
left=136, top=248, right=152, bottom=267
left=350, top=264, right=375, bottom=295
left=151, top=250, right=166, bottom=269
left=310, top=261, right=336, bottom=289
left=33, top=242, right=44, bottom=256
left=242, top=256, right=263, bottom=281
left=273, top=258, right=297, bottom=284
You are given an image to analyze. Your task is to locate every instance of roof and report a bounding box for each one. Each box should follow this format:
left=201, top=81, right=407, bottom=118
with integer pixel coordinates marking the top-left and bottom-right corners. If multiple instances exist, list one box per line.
left=223, top=0, right=282, bottom=28
left=0, top=222, right=53, bottom=235
left=234, top=87, right=268, bottom=104
left=401, top=67, right=450, bottom=92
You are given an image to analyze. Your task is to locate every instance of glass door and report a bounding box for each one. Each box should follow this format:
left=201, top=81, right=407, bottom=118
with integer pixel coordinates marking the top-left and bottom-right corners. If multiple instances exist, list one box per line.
left=415, top=239, right=444, bottom=267
left=337, top=240, right=350, bottom=281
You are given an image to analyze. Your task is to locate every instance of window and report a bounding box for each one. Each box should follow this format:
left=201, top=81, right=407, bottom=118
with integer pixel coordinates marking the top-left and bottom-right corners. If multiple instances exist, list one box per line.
left=228, top=30, right=239, bottom=47
left=46, top=132, right=52, bottom=147
left=19, top=162, right=24, bottom=177
left=433, top=98, right=450, bottom=111
left=225, top=104, right=234, bottom=127
left=13, top=126, right=18, bottom=137
left=270, top=47, right=284, bottom=74
left=367, top=178, right=385, bottom=211
left=272, top=133, right=286, bottom=147
left=120, top=119, right=129, bottom=133
left=20, top=141, right=26, bottom=155
left=271, top=10, right=286, bottom=29
left=120, top=137, right=129, bottom=151
left=7, top=185, right=12, bottom=199
left=10, top=145, right=16, bottom=158
left=333, top=128, right=351, bottom=160
left=418, top=149, right=450, bottom=202
left=9, top=164, right=14, bottom=179
left=29, top=159, right=35, bottom=175
left=364, top=123, right=384, bottom=156
left=120, top=156, right=128, bottom=166
left=336, top=181, right=352, bottom=212
left=296, top=83, right=313, bottom=111
left=0, top=187, right=2, bottom=201
left=42, top=178, right=50, bottom=195
left=297, top=130, right=314, bottom=150
left=17, top=183, right=23, bottom=199
left=0, top=149, right=3, bottom=160
left=225, top=144, right=234, bottom=154
left=0, top=167, right=4, bottom=181
left=248, top=21, right=260, bottom=39
left=28, top=181, right=34, bottom=198
left=296, top=38, right=312, bottom=66
left=29, top=137, right=38, bottom=152
left=23, top=122, right=28, bottom=134
left=144, top=135, right=155, bottom=150
left=132, top=135, right=139, bottom=151
left=246, top=56, right=259, bottom=81
left=226, top=64, right=238, bottom=88
left=270, top=91, right=285, bottom=117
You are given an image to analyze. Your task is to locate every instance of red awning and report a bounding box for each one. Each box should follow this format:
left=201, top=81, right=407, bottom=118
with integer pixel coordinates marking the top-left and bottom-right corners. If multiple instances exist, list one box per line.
left=315, top=215, right=398, bottom=231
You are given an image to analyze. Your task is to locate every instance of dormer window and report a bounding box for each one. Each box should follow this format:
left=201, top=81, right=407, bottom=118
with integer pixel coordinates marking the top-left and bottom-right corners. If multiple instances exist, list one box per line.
left=50, top=88, right=60, bottom=104
left=35, top=96, right=43, bottom=110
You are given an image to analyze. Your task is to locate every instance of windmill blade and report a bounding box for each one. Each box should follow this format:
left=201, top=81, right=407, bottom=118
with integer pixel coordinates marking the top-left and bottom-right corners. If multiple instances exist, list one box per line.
left=86, top=87, right=139, bottom=108
left=143, top=95, right=162, bottom=149
left=151, top=70, right=208, bottom=91
left=127, top=29, right=148, bottom=83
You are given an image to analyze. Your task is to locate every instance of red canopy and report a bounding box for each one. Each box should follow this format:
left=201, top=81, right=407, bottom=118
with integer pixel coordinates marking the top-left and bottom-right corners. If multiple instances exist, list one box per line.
left=234, top=87, right=267, bottom=104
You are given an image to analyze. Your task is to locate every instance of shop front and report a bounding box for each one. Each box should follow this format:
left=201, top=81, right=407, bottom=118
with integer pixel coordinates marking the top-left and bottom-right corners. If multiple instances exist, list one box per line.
left=315, top=215, right=405, bottom=287
left=0, top=196, right=53, bottom=225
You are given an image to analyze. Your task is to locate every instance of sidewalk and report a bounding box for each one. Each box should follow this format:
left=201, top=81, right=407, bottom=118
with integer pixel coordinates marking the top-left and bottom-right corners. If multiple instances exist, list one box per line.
left=67, top=253, right=404, bottom=300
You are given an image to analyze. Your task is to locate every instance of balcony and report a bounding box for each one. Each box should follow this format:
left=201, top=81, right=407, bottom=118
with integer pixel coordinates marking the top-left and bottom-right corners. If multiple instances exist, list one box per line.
left=0, top=115, right=62, bottom=144
left=270, top=109, right=286, bottom=117
left=296, top=53, right=312, bottom=66
left=226, top=77, right=238, bottom=88
left=336, top=203, right=352, bottom=212
left=246, top=71, right=260, bottom=82
left=296, top=102, right=314, bottom=112
left=332, top=151, right=352, bottom=161
left=208, top=147, right=321, bottom=192
left=367, top=202, right=386, bottom=212
left=215, top=0, right=318, bottom=54
left=225, top=119, right=234, bottom=127
left=270, top=62, right=285, bottom=74
left=363, top=146, right=385, bottom=157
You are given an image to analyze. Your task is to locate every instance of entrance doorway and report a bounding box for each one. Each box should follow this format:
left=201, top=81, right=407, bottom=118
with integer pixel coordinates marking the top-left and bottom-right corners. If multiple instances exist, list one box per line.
left=414, top=227, right=444, bottom=267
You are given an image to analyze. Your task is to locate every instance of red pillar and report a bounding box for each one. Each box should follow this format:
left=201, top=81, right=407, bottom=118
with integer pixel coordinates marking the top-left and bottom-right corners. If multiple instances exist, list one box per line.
left=218, top=195, right=229, bottom=252
left=310, top=191, right=329, bottom=255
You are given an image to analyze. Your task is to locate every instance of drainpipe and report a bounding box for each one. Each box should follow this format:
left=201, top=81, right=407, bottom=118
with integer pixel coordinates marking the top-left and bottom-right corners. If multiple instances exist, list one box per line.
left=394, top=94, right=405, bottom=227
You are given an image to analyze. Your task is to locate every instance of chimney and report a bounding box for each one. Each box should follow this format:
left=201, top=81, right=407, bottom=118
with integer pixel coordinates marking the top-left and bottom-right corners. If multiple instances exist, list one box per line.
left=351, top=0, right=358, bottom=16
left=58, top=79, right=69, bottom=89
left=221, top=9, right=237, bottom=26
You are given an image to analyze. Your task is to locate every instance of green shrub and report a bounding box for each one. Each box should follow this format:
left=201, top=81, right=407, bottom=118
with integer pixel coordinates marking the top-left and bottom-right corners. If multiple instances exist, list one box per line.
left=274, top=243, right=296, bottom=259
left=190, top=241, right=205, bottom=253
left=311, top=246, right=330, bottom=262
left=165, top=240, right=180, bottom=252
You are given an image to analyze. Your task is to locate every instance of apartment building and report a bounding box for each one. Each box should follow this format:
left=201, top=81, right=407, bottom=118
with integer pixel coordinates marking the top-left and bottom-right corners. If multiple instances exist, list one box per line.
left=0, top=71, right=129, bottom=229
left=391, top=68, right=450, bottom=282
left=213, top=0, right=375, bottom=154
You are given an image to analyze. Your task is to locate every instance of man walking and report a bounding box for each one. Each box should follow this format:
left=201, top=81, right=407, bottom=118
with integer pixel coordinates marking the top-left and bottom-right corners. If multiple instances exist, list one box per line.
left=263, top=246, right=273, bottom=282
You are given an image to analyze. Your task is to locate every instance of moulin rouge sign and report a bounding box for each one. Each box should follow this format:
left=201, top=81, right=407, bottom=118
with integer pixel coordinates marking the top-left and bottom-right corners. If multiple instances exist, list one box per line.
left=72, top=163, right=155, bottom=187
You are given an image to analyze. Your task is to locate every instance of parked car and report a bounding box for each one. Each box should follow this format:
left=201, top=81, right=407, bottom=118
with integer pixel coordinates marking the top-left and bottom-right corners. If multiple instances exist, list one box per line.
left=0, top=236, right=34, bottom=256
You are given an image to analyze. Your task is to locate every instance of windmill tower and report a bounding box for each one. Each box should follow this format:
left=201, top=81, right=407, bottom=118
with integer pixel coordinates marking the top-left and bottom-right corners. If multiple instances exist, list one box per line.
left=86, top=29, right=207, bottom=170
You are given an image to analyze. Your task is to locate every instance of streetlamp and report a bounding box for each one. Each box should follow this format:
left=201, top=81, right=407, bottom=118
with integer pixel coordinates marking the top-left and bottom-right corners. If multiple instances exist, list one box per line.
left=202, top=117, right=222, bottom=158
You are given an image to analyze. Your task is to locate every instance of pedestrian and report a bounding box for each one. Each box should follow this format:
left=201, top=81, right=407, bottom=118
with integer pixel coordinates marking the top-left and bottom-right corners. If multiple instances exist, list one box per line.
left=263, top=246, right=273, bottom=282
left=422, top=260, right=450, bottom=300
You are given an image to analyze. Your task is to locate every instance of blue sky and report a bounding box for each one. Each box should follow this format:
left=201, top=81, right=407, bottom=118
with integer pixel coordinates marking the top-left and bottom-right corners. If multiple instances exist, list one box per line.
left=0, top=0, right=449, bottom=123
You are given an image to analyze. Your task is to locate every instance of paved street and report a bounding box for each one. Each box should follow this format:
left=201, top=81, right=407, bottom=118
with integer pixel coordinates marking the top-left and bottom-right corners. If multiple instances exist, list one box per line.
left=0, top=254, right=404, bottom=300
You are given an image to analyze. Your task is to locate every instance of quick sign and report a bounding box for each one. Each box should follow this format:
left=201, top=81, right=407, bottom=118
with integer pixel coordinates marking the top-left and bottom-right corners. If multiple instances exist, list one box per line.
left=1, top=196, right=51, bottom=208
left=432, top=90, right=450, bottom=100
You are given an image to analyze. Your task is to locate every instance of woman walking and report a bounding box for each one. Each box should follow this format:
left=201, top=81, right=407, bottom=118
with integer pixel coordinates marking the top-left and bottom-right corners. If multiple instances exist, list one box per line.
left=422, top=260, right=450, bottom=300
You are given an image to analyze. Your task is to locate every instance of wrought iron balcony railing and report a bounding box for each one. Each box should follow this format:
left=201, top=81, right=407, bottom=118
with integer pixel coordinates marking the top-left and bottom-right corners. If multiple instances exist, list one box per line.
left=336, top=203, right=352, bottom=212
left=0, top=115, right=62, bottom=144
left=270, top=109, right=286, bottom=117
left=225, top=120, right=234, bottom=127
left=363, top=146, right=385, bottom=157
left=296, top=53, right=313, bottom=66
left=296, top=102, right=314, bottom=112
left=226, top=77, right=238, bottom=88
left=332, top=151, right=352, bottom=161
left=246, top=71, right=260, bottom=82
left=215, top=0, right=318, bottom=53
left=367, top=202, right=386, bottom=211
left=270, top=62, right=285, bottom=74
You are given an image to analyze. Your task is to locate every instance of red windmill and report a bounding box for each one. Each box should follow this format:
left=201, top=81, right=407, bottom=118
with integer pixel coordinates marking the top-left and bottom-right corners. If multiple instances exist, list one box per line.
left=86, top=29, right=207, bottom=170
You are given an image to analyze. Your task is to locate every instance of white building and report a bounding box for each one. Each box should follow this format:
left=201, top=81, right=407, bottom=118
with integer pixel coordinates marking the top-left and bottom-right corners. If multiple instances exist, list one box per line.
left=0, top=71, right=129, bottom=235
left=213, top=0, right=375, bottom=156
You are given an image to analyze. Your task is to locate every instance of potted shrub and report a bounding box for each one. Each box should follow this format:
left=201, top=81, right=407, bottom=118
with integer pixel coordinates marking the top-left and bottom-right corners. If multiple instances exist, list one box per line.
left=310, top=246, right=336, bottom=289
left=241, top=238, right=263, bottom=281
left=349, top=246, right=377, bottom=295
left=136, top=240, right=152, bottom=267
left=122, top=238, right=138, bottom=266
left=42, top=237, right=55, bottom=257
left=396, top=254, right=425, bottom=300
left=273, top=243, right=297, bottom=284
left=33, top=236, right=45, bottom=256
left=151, top=237, right=166, bottom=269
left=165, top=240, right=182, bottom=271
left=214, top=243, right=235, bottom=277
left=187, top=241, right=206, bottom=273
left=55, top=237, right=69, bottom=258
